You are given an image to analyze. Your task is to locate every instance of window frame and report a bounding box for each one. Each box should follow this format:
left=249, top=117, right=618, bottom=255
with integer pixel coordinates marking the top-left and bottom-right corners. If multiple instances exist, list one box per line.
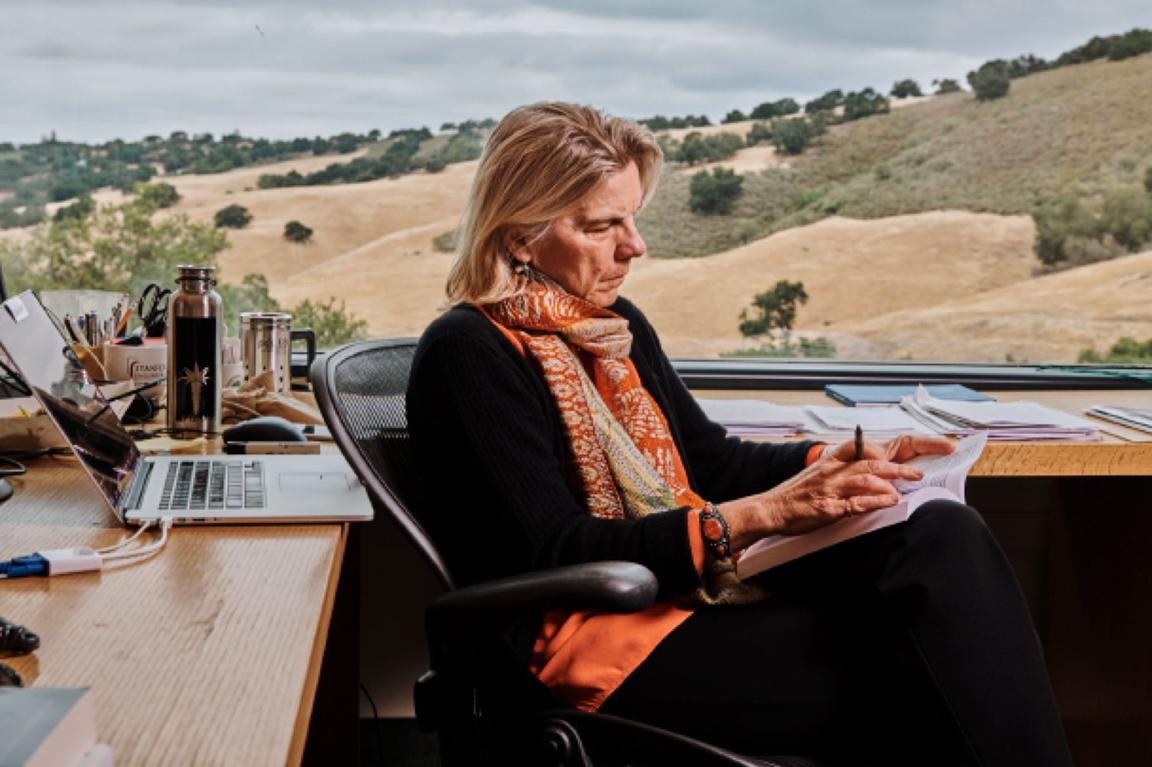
left=673, top=358, right=1152, bottom=391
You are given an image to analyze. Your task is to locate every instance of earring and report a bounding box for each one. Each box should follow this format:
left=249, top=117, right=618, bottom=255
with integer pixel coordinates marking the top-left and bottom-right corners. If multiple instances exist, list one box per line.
left=512, top=259, right=531, bottom=277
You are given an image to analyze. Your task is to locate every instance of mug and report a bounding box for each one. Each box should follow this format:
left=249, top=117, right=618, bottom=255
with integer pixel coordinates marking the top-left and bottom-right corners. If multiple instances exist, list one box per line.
left=103, top=339, right=167, bottom=398
left=239, top=312, right=316, bottom=393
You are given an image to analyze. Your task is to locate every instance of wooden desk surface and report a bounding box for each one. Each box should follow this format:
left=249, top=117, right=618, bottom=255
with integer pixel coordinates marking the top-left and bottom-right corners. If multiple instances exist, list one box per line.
left=701, top=388, right=1152, bottom=476
left=0, top=456, right=345, bottom=766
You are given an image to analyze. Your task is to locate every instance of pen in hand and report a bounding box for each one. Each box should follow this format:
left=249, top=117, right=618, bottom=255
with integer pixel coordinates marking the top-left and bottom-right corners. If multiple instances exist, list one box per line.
left=854, top=424, right=864, bottom=461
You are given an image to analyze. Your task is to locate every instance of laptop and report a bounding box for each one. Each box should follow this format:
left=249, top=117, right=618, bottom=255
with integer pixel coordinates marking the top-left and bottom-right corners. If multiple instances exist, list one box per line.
left=0, top=290, right=373, bottom=526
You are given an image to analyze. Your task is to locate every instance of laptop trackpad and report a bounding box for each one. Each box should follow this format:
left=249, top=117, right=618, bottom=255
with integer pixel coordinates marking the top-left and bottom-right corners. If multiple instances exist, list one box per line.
left=278, top=473, right=353, bottom=493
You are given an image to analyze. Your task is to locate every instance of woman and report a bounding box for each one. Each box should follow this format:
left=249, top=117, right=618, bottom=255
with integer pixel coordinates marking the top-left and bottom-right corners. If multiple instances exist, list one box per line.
left=407, top=102, right=1072, bottom=765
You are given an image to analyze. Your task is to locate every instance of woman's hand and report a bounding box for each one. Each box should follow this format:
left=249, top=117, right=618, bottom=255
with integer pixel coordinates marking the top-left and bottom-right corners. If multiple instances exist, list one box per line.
left=720, top=451, right=930, bottom=547
left=825, top=433, right=955, bottom=464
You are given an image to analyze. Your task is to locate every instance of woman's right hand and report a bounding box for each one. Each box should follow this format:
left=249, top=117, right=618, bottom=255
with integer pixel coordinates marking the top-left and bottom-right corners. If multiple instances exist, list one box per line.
left=719, top=454, right=927, bottom=548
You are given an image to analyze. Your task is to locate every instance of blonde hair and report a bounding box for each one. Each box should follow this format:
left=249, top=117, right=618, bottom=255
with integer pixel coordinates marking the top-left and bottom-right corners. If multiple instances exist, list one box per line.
left=446, top=102, right=663, bottom=304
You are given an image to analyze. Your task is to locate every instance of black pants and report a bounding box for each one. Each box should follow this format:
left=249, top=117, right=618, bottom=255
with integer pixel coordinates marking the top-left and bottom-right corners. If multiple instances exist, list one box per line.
left=601, top=501, right=1073, bottom=766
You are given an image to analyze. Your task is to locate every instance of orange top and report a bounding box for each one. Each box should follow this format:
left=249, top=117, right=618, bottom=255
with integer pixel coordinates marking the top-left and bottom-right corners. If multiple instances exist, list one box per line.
left=530, top=442, right=828, bottom=711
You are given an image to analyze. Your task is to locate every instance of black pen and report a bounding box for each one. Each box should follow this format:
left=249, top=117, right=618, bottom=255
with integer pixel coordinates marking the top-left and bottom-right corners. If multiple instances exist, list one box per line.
left=854, top=424, right=864, bottom=461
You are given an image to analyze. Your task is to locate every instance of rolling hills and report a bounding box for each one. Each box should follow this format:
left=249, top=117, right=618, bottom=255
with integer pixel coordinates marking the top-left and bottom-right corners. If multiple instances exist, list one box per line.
left=3, top=52, right=1151, bottom=363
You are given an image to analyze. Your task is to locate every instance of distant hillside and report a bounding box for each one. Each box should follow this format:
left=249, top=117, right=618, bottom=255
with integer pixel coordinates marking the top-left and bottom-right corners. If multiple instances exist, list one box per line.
left=0, top=122, right=490, bottom=229
left=642, top=52, right=1152, bottom=259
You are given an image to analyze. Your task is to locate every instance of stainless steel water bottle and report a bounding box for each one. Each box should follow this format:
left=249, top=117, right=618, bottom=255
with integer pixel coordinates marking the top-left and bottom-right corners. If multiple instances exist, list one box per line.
left=166, top=265, right=223, bottom=436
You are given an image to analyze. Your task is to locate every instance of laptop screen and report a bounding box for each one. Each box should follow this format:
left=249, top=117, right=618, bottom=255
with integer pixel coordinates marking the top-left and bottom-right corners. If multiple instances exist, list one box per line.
left=0, top=291, right=141, bottom=518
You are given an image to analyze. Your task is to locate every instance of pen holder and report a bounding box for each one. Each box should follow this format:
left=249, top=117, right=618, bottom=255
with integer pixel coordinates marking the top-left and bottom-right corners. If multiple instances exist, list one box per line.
left=70, top=343, right=108, bottom=383
left=103, top=339, right=167, bottom=399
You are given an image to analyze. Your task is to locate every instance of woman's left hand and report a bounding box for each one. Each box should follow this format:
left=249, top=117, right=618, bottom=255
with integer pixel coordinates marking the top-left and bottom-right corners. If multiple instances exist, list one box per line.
left=826, top=433, right=955, bottom=464
left=881, top=433, right=955, bottom=463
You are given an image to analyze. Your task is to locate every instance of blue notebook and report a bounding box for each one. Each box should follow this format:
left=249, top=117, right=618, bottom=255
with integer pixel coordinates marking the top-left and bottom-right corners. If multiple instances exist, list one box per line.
left=824, top=383, right=993, bottom=407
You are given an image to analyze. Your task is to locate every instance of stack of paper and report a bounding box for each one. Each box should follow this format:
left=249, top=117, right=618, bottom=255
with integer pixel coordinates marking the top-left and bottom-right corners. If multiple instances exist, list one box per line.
left=695, top=398, right=811, bottom=437
left=1085, top=405, right=1152, bottom=435
left=900, top=385, right=1101, bottom=441
left=825, top=383, right=993, bottom=407
left=802, top=404, right=935, bottom=440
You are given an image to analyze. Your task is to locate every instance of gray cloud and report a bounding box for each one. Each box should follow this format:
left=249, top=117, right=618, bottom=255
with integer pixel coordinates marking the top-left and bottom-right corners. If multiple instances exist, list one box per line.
left=2, top=1, right=1149, bottom=143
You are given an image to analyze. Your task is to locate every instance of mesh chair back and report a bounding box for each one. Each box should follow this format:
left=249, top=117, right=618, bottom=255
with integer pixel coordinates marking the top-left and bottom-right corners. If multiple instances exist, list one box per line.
left=311, top=338, right=454, bottom=590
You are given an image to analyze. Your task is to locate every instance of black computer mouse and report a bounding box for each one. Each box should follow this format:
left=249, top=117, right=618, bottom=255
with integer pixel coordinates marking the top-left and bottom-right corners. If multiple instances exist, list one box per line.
left=221, top=416, right=306, bottom=443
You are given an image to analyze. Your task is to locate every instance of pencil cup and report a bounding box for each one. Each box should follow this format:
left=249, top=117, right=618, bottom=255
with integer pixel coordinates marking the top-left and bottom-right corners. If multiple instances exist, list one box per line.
left=103, top=339, right=167, bottom=399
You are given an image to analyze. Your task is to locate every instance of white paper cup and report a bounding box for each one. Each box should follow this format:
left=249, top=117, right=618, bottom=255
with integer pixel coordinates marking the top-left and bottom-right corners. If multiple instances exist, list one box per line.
left=103, top=339, right=167, bottom=398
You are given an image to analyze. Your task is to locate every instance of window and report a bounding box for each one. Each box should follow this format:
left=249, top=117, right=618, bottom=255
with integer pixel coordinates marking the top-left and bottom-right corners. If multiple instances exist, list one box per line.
left=1, top=4, right=1149, bottom=368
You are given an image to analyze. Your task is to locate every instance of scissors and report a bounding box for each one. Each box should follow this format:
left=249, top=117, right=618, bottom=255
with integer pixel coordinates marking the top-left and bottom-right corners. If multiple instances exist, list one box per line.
left=137, top=283, right=172, bottom=337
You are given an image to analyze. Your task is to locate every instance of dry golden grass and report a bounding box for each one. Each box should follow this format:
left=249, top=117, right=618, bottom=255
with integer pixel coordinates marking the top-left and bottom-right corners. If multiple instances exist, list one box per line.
left=626, top=210, right=1039, bottom=358
left=837, top=250, right=1152, bottom=363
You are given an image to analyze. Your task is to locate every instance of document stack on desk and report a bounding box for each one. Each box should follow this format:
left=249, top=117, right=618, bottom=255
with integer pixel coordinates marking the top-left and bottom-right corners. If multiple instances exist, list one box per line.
left=1085, top=405, right=1152, bottom=435
left=696, top=398, right=811, bottom=437
left=900, top=385, right=1101, bottom=441
left=803, top=404, right=935, bottom=440
left=824, top=383, right=993, bottom=407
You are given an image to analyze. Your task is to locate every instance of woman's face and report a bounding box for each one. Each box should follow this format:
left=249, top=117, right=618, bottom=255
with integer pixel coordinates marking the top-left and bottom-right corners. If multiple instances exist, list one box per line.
left=514, top=161, right=647, bottom=308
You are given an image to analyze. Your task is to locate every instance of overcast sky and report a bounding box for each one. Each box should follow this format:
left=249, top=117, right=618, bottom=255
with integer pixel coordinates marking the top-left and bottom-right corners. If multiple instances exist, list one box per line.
left=4, top=0, right=1151, bottom=144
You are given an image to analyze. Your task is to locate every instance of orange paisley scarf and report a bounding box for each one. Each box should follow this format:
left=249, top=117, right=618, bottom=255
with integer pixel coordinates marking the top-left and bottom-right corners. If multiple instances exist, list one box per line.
left=481, top=276, right=762, bottom=604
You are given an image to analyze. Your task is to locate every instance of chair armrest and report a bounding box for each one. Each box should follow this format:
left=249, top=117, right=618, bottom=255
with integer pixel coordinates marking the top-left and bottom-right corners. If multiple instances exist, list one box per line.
left=427, top=561, right=657, bottom=635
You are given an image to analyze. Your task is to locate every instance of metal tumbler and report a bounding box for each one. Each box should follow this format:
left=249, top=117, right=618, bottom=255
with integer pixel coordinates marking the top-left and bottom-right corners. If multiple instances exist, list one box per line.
left=239, top=312, right=315, bottom=393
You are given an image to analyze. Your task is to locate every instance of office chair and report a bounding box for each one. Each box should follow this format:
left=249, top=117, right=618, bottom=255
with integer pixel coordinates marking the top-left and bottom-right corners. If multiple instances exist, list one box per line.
left=311, top=339, right=822, bottom=767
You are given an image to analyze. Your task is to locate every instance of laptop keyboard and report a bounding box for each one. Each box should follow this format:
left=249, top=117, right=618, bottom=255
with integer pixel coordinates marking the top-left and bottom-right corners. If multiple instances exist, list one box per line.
left=158, top=459, right=266, bottom=511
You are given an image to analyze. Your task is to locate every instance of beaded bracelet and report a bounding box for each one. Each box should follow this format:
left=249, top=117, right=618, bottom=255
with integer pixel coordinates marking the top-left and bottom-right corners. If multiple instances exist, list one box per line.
left=699, top=502, right=732, bottom=560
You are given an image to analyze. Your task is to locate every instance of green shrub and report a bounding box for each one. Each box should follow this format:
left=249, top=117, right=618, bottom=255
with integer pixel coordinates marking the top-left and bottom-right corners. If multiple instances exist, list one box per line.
left=639, top=114, right=711, bottom=130
left=133, top=181, right=181, bottom=209
left=933, top=78, right=962, bottom=94
left=688, top=167, right=743, bottom=215
left=53, top=194, right=95, bottom=222
left=750, top=98, right=800, bottom=120
left=676, top=132, right=744, bottom=165
left=291, top=297, right=369, bottom=348
left=214, top=204, right=252, bottom=229
left=842, top=88, right=890, bottom=121
left=968, top=60, right=1011, bottom=101
left=284, top=220, right=313, bottom=242
left=1079, top=337, right=1152, bottom=363
left=1100, top=187, right=1152, bottom=250
left=724, top=337, right=837, bottom=358
left=722, top=109, right=747, bottom=124
left=771, top=119, right=813, bottom=155
left=804, top=89, right=844, bottom=114
left=1106, top=28, right=1152, bottom=61
left=1032, top=194, right=1100, bottom=267
left=890, top=79, right=923, bottom=98
left=745, top=122, right=773, bottom=147
left=738, top=280, right=809, bottom=338
left=433, top=230, right=457, bottom=252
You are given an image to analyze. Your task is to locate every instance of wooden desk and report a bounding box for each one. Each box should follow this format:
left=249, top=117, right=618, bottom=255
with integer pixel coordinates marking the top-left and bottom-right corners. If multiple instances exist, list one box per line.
left=0, top=456, right=346, bottom=766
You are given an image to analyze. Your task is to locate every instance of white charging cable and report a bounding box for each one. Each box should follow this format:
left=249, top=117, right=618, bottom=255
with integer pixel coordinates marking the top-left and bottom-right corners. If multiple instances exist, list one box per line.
left=0, top=517, right=175, bottom=579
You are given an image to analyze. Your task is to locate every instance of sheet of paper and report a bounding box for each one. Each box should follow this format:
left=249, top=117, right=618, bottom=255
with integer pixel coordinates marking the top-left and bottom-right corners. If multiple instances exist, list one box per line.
left=892, top=431, right=988, bottom=499
left=904, top=386, right=1101, bottom=441
left=696, top=398, right=814, bottom=436
left=803, top=404, right=935, bottom=436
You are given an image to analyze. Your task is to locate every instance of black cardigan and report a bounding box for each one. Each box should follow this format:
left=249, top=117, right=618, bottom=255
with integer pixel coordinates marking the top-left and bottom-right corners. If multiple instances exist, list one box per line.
left=406, top=298, right=814, bottom=592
